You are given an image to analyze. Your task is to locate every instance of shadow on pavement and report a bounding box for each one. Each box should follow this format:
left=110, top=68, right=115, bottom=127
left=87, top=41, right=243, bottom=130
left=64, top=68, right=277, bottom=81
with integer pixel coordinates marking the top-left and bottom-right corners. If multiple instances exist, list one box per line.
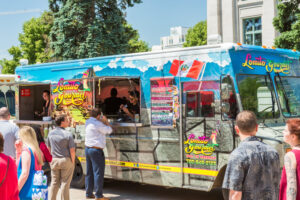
left=99, top=179, right=224, bottom=200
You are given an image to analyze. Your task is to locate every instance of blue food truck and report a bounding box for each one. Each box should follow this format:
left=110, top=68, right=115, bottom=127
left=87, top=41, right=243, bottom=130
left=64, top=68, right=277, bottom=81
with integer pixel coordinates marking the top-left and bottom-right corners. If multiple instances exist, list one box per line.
left=14, top=43, right=300, bottom=190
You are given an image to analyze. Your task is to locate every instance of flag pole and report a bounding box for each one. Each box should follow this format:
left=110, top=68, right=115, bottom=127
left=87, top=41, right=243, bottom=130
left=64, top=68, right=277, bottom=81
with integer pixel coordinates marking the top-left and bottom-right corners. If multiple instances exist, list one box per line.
left=178, top=59, right=184, bottom=187
left=197, top=63, right=207, bottom=91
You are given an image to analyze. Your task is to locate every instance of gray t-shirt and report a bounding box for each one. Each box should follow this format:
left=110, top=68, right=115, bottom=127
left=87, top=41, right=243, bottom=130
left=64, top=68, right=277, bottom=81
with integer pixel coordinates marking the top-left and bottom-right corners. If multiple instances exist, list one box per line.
left=0, top=120, right=19, bottom=158
left=222, top=136, right=280, bottom=200
left=47, top=127, right=75, bottom=158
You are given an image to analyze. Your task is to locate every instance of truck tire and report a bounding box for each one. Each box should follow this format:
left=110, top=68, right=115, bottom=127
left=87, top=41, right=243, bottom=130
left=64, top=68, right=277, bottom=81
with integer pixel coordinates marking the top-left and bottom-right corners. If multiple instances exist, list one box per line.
left=71, top=157, right=85, bottom=188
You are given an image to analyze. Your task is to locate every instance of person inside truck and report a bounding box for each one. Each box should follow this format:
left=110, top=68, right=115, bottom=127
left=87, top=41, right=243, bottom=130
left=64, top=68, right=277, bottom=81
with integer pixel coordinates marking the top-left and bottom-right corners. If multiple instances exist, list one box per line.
left=103, top=88, right=125, bottom=116
left=35, top=90, right=51, bottom=118
left=120, top=90, right=140, bottom=121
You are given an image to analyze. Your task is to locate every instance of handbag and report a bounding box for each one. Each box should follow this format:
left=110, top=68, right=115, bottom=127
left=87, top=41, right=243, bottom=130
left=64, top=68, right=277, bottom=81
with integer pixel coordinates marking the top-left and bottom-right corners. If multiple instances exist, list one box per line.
left=0, top=156, right=9, bottom=187
left=17, top=148, right=48, bottom=200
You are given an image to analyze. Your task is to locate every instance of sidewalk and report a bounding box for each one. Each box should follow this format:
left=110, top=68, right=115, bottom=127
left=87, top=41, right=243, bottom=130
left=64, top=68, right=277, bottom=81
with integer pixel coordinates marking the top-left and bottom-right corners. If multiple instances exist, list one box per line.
left=56, top=188, right=120, bottom=200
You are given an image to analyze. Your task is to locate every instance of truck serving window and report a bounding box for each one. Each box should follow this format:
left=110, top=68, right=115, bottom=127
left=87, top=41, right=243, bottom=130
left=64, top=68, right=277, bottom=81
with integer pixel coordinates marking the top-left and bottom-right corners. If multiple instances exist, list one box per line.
left=95, top=77, right=140, bottom=123
left=275, top=76, right=300, bottom=117
left=237, top=74, right=279, bottom=119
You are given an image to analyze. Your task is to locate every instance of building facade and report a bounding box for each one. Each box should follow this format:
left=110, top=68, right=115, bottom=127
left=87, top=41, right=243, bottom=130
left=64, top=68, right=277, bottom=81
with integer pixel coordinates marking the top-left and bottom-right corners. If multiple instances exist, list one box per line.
left=152, top=26, right=189, bottom=51
left=207, top=0, right=279, bottom=47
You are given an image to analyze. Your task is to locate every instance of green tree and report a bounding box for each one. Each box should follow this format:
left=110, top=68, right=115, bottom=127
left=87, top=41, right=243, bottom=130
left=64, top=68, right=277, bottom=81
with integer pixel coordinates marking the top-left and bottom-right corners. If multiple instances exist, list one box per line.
left=49, top=0, right=145, bottom=60
left=273, top=0, right=300, bottom=50
left=1, top=46, right=22, bottom=74
left=0, top=11, right=53, bottom=74
left=126, top=24, right=149, bottom=53
left=19, top=11, right=54, bottom=64
left=183, top=21, right=207, bottom=47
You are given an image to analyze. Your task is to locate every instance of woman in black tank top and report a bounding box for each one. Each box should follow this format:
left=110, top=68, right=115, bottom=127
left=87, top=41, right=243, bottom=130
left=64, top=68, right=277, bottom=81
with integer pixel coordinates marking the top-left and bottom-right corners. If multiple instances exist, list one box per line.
left=35, top=90, right=51, bottom=117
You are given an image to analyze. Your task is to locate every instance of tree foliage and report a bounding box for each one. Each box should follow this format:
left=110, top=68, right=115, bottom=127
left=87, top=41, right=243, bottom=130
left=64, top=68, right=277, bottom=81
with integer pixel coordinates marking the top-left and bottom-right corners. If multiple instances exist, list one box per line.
left=19, top=11, right=54, bottom=64
left=126, top=24, right=149, bottom=53
left=183, top=21, right=207, bottom=47
left=0, top=11, right=53, bottom=74
left=273, top=0, right=300, bottom=50
left=49, top=0, right=147, bottom=60
left=0, top=46, right=22, bottom=74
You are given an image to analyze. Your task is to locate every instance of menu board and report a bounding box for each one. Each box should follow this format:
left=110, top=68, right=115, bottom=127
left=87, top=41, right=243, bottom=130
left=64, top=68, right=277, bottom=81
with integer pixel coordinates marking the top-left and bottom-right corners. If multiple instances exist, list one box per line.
left=150, top=78, right=179, bottom=128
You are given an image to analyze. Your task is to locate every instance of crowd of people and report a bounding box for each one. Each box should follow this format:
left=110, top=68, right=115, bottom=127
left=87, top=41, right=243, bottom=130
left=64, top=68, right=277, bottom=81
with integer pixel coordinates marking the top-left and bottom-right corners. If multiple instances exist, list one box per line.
left=0, top=104, right=300, bottom=200
left=0, top=106, right=112, bottom=200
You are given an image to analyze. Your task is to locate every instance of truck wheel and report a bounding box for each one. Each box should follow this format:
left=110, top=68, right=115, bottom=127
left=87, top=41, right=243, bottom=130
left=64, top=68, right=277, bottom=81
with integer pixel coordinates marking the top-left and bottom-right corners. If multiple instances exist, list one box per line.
left=71, top=157, right=85, bottom=188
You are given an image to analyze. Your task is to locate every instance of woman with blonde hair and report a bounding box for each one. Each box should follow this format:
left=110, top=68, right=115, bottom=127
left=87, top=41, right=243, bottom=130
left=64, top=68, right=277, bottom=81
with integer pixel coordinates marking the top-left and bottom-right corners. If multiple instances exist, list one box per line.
left=16, top=126, right=45, bottom=200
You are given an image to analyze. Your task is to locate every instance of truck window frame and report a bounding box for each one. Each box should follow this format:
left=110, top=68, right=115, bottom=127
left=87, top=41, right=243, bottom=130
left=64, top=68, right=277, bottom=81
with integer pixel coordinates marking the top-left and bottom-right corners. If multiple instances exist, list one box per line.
left=220, top=75, right=239, bottom=121
left=184, top=80, right=218, bottom=119
left=236, top=73, right=280, bottom=119
left=94, top=76, right=141, bottom=121
left=274, top=75, right=300, bottom=118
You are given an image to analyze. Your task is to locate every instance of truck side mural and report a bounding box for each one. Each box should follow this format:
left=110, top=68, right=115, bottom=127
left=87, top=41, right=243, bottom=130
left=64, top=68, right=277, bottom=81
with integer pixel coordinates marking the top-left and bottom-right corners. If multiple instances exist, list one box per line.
left=15, top=44, right=300, bottom=190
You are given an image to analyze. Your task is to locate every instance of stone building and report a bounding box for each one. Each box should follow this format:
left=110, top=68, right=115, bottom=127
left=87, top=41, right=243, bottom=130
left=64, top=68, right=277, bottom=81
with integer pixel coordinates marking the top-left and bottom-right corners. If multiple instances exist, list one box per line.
left=207, top=0, right=280, bottom=47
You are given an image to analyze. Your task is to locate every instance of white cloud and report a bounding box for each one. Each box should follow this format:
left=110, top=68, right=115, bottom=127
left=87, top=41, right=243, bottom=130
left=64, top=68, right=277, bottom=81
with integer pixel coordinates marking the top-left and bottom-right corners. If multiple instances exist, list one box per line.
left=107, top=58, right=121, bottom=68
left=0, top=9, right=42, bottom=16
left=93, top=65, right=102, bottom=72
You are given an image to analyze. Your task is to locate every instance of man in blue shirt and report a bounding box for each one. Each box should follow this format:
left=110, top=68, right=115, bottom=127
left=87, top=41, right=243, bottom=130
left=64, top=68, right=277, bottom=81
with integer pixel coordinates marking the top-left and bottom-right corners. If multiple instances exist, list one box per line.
left=222, top=110, right=280, bottom=200
left=0, top=107, right=19, bottom=158
left=85, top=108, right=112, bottom=200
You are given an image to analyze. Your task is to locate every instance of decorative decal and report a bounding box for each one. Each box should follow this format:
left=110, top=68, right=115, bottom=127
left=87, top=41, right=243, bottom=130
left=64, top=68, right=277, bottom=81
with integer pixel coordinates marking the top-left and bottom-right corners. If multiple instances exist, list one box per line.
left=184, top=132, right=219, bottom=166
left=53, top=78, right=89, bottom=106
left=51, top=69, right=93, bottom=128
left=150, top=78, right=179, bottom=127
left=242, top=54, right=291, bottom=74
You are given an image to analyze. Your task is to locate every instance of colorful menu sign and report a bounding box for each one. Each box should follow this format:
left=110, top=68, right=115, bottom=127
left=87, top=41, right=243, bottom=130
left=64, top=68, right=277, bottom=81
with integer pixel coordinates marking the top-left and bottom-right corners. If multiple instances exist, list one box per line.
left=51, top=76, right=93, bottom=127
left=150, top=78, right=179, bottom=127
left=184, top=132, right=219, bottom=167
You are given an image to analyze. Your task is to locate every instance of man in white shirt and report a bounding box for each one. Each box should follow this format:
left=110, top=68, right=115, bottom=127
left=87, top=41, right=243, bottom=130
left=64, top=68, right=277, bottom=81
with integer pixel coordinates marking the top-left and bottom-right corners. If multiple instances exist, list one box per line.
left=85, top=108, right=112, bottom=200
left=0, top=107, right=19, bottom=158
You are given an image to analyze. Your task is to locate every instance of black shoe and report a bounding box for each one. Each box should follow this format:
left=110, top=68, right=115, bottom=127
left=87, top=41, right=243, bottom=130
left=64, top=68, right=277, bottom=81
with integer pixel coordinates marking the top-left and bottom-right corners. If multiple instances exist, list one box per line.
left=86, top=194, right=95, bottom=199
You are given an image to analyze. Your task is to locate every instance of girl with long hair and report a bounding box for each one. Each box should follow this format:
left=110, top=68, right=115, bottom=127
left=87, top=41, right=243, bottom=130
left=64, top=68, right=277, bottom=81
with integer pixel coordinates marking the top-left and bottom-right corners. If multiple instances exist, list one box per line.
left=16, top=126, right=44, bottom=199
left=30, top=125, right=52, bottom=163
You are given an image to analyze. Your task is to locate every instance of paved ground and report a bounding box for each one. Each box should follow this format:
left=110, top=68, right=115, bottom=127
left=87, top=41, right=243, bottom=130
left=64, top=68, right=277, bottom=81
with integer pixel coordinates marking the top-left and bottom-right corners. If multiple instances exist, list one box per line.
left=57, top=180, right=223, bottom=200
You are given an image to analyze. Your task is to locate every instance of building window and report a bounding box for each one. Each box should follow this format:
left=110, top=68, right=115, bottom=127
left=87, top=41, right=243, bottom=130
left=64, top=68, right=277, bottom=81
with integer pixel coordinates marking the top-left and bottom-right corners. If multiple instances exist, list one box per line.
left=243, top=17, right=262, bottom=46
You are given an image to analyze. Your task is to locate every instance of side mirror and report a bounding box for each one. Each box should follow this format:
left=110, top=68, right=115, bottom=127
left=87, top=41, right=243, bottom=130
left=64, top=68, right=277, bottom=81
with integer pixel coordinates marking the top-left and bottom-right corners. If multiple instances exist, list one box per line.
left=221, top=83, right=231, bottom=100
left=222, top=102, right=230, bottom=114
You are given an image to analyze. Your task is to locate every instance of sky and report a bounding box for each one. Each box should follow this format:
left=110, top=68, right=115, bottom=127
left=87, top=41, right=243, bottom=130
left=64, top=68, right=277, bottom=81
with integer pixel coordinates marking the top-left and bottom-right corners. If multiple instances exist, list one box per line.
left=0, top=0, right=207, bottom=60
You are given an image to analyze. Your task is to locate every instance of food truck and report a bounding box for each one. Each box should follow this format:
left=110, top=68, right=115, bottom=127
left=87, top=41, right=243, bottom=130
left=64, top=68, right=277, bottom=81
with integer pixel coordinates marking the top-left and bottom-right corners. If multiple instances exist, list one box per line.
left=14, top=43, right=300, bottom=190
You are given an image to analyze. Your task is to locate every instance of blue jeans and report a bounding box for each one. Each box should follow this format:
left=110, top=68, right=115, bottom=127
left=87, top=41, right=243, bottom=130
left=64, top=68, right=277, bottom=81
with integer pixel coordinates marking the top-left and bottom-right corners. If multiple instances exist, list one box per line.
left=85, top=147, right=105, bottom=198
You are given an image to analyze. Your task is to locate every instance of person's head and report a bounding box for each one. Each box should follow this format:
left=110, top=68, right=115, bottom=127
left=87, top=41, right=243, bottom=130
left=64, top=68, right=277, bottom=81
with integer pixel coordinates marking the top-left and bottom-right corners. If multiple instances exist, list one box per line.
left=55, top=114, right=69, bottom=128
left=110, top=88, right=118, bottom=97
left=42, top=90, right=50, bottom=101
left=283, top=119, right=300, bottom=147
left=30, top=125, right=44, bottom=145
left=90, top=108, right=102, bottom=119
left=235, top=110, right=258, bottom=137
left=129, top=90, right=139, bottom=105
left=0, top=132, right=3, bottom=153
left=0, top=107, right=10, bottom=120
left=19, top=126, right=43, bottom=165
